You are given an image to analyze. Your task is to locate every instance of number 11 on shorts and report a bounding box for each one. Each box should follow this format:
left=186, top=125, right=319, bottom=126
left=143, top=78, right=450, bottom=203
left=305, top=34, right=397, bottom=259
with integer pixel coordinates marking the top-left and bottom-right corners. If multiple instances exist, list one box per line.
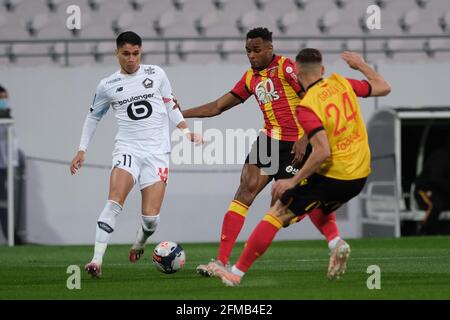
left=122, top=154, right=131, bottom=167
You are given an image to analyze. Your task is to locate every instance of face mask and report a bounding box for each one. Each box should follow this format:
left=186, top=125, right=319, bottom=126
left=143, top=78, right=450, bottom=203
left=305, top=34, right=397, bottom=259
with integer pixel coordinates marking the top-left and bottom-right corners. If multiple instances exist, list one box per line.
left=0, top=99, right=9, bottom=110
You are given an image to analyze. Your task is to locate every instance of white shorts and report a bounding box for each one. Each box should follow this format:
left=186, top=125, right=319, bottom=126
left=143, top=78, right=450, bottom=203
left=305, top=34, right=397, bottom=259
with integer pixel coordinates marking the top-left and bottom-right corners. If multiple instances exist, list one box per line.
left=112, top=149, right=170, bottom=190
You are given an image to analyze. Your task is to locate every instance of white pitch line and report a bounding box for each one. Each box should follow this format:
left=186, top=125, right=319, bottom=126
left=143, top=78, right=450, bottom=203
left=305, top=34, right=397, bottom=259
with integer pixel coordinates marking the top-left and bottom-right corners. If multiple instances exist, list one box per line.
left=294, top=256, right=445, bottom=262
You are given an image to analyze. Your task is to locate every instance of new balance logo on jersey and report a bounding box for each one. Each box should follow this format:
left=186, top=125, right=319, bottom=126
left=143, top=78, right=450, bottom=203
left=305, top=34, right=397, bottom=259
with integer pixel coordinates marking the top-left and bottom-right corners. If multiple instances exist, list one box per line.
left=116, top=86, right=123, bottom=92
left=255, top=78, right=280, bottom=104
left=142, top=78, right=153, bottom=88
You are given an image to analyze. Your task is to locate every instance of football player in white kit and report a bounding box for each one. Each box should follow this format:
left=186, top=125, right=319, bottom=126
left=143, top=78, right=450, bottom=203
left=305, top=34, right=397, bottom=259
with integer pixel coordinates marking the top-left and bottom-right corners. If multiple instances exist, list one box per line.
left=70, top=31, right=202, bottom=278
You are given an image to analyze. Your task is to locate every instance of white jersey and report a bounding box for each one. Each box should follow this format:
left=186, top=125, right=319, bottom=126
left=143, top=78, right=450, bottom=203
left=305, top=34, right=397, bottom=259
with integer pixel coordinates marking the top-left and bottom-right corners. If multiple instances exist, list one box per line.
left=79, top=64, right=184, bottom=154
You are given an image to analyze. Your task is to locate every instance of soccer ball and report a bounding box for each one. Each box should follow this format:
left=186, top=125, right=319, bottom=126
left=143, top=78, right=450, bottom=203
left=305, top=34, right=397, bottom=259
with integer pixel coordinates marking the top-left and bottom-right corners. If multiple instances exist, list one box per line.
left=152, top=241, right=186, bottom=274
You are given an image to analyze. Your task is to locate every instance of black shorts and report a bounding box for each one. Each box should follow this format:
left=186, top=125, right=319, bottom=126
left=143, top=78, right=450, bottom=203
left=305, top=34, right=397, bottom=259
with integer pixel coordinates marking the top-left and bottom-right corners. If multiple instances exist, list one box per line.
left=244, top=132, right=311, bottom=181
left=280, top=173, right=367, bottom=215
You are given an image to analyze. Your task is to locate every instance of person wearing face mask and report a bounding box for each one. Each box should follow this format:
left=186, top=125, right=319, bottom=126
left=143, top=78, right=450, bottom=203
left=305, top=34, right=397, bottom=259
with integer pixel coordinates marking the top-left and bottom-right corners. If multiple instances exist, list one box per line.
left=0, top=85, right=26, bottom=244
left=0, top=85, right=10, bottom=117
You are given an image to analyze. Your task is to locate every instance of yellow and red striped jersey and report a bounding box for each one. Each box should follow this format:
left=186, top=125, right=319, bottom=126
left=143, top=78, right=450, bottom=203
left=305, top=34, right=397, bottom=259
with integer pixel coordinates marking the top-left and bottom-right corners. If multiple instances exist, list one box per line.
left=231, top=55, right=304, bottom=142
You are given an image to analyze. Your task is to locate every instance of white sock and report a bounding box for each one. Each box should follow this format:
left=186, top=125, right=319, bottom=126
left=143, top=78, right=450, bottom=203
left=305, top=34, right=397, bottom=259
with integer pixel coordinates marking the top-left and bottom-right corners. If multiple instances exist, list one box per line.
left=231, top=265, right=245, bottom=277
left=92, top=242, right=107, bottom=265
left=328, top=236, right=342, bottom=251
left=134, top=214, right=160, bottom=246
left=92, top=200, right=122, bottom=264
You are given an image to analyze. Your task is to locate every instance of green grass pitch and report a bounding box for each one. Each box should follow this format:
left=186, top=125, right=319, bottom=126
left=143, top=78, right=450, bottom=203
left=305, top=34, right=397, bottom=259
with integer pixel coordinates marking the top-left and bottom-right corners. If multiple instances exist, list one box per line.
left=1, top=236, right=449, bottom=300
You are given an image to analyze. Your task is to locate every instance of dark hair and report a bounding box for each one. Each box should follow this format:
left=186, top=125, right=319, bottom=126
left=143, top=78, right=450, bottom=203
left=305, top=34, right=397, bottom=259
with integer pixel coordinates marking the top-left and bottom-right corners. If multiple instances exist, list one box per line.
left=246, top=27, right=272, bottom=42
left=296, top=48, right=322, bottom=64
left=0, top=85, right=6, bottom=93
left=116, top=31, right=142, bottom=48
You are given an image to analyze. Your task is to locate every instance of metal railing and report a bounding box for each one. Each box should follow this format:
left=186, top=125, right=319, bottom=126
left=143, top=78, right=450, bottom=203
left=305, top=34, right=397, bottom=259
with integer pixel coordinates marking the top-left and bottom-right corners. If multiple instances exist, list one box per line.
left=1, top=34, right=450, bottom=66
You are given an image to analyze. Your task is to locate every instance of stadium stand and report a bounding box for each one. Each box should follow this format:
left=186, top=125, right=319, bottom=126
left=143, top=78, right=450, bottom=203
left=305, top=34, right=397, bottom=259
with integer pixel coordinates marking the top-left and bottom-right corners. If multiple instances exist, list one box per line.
left=0, top=0, right=449, bottom=66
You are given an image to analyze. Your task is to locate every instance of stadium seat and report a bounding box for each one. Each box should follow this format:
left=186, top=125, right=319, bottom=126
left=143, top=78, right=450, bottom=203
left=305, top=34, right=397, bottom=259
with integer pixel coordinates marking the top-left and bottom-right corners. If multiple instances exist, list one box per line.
left=423, top=38, right=450, bottom=57
left=172, top=0, right=187, bottom=11
left=128, top=0, right=148, bottom=11
left=87, top=0, right=107, bottom=12
left=48, top=42, right=66, bottom=63
left=254, top=0, right=269, bottom=10
left=194, top=11, right=220, bottom=36
left=211, top=0, right=228, bottom=11
left=333, top=0, right=348, bottom=9
left=341, top=40, right=362, bottom=52
left=91, top=42, right=115, bottom=63
left=45, top=0, right=64, bottom=12
left=317, top=10, right=340, bottom=34
left=25, top=13, right=50, bottom=37
left=0, top=11, right=6, bottom=29
left=0, top=0, right=449, bottom=66
left=236, top=10, right=276, bottom=35
left=2, top=0, right=23, bottom=12
left=153, top=11, right=178, bottom=37
left=217, top=40, right=242, bottom=60
left=276, top=11, right=301, bottom=34
left=111, top=12, right=135, bottom=36
left=398, top=9, right=422, bottom=33
left=273, top=39, right=303, bottom=56
left=438, top=10, right=450, bottom=32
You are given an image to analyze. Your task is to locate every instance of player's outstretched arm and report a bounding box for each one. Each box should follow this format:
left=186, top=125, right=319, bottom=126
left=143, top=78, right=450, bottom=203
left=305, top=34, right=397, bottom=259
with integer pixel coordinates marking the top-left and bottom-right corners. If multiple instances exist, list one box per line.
left=70, top=150, right=85, bottom=175
left=182, top=92, right=241, bottom=118
left=341, top=51, right=391, bottom=97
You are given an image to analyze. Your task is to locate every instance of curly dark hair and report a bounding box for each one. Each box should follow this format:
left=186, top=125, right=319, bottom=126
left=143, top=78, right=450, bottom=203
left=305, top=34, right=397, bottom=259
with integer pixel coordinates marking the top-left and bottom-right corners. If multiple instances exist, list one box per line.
left=246, top=27, right=272, bottom=42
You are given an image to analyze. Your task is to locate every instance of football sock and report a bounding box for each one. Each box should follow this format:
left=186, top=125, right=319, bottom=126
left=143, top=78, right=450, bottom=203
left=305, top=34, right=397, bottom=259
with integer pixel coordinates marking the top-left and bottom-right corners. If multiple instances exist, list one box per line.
left=92, top=200, right=122, bottom=264
left=231, top=265, right=245, bottom=277
left=235, top=213, right=282, bottom=273
left=135, top=214, right=160, bottom=246
left=217, top=200, right=249, bottom=265
left=328, top=236, right=342, bottom=251
left=308, top=209, right=340, bottom=243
